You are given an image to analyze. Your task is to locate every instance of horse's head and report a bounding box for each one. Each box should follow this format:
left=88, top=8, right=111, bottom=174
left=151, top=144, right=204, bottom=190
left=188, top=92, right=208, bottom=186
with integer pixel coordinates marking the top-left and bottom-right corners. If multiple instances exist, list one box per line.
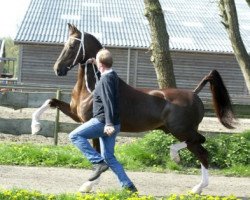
left=54, top=23, right=102, bottom=76
left=54, top=23, right=83, bottom=76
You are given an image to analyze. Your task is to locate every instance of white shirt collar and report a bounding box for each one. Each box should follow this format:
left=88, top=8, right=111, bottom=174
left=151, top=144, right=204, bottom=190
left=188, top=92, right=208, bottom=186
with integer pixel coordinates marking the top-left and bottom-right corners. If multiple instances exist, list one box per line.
left=101, top=68, right=113, bottom=76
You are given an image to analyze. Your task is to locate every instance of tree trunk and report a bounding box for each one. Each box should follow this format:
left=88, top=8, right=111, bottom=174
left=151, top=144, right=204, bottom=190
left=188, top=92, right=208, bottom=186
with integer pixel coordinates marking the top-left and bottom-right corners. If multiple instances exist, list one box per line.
left=144, top=0, right=176, bottom=88
left=246, top=0, right=250, bottom=7
left=219, top=0, right=250, bottom=94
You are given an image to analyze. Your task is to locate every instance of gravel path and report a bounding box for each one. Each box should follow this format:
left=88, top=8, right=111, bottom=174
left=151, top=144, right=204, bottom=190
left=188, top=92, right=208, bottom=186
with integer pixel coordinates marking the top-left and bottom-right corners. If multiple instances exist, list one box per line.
left=0, top=165, right=249, bottom=198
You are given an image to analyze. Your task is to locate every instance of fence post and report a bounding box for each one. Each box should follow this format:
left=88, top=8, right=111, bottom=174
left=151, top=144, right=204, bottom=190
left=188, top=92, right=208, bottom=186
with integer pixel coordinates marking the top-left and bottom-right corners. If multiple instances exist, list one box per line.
left=54, top=89, right=61, bottom=145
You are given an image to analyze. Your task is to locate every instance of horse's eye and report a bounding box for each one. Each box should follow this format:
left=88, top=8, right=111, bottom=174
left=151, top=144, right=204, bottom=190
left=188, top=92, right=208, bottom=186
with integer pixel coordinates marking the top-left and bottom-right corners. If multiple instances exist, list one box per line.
left=69, top=45, right=74, bottom=49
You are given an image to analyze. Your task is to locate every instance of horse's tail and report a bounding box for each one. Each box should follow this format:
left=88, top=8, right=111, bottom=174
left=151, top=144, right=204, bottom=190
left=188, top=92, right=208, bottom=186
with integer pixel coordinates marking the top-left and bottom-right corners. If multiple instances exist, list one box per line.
left=193, top=70, right=235, bottom=129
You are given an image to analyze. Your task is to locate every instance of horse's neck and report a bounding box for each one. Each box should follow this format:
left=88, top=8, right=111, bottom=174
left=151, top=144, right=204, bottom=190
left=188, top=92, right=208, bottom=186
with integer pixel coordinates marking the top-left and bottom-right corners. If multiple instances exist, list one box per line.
left=71, top=65, right=92, bottom=117
left=74, top=65, right=86, bottom=92
left=74, top=65, right=88, bottom=94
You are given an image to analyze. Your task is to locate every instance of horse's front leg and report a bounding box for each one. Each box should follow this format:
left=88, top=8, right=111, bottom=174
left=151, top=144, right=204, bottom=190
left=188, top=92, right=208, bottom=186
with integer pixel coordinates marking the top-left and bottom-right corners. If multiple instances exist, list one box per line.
left=170, top=141, right=187, bottom=163
left=31, top=99, right=101, bottom=152
left=31, top=98, right=80, bottom=135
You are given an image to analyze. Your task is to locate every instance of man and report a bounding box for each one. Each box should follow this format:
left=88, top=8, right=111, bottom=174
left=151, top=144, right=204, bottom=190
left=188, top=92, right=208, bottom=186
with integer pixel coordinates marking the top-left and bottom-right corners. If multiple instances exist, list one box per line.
left=69, top=49, right=137, bottom=193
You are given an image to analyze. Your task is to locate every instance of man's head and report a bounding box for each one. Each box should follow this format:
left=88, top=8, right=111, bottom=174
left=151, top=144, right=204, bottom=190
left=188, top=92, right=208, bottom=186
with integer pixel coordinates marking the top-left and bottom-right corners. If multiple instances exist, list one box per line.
left=96, top=49, right=113, bottom=69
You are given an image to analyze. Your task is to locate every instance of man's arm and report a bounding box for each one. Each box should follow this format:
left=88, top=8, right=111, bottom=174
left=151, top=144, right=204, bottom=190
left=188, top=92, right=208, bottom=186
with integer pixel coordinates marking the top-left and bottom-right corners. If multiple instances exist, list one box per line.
left=101, top=76, right=116, bottom=135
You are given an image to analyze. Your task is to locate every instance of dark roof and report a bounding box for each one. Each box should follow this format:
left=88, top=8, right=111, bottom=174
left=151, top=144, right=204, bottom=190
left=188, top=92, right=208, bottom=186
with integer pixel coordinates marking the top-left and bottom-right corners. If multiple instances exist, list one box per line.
left=15, top=0, right=250, bottom=53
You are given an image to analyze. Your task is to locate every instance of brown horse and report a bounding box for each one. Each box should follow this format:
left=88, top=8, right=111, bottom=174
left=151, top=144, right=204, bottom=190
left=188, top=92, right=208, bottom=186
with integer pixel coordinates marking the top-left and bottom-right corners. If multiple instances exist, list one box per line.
left=32, top=23, right=235, bottom=194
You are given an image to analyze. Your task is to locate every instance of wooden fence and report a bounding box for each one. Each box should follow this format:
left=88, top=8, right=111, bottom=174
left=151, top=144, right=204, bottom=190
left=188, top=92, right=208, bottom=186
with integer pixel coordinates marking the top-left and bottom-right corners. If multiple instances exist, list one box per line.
left=0, top=83, right=250, bottom=145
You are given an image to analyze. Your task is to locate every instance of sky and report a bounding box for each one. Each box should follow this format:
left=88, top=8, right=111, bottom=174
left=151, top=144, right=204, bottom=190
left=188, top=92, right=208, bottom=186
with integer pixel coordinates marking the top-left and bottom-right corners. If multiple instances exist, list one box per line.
left=0, top=0, right=31, bottom=38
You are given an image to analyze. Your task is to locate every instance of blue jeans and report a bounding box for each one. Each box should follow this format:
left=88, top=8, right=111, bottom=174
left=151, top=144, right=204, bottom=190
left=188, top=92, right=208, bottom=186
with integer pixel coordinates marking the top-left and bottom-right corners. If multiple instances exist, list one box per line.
left=69, top=118, right=134, bottom=188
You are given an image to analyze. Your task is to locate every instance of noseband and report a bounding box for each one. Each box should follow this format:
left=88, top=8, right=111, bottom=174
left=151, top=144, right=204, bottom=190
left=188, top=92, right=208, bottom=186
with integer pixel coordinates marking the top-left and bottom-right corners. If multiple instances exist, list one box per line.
left=67, top=35, right=85, bottom=70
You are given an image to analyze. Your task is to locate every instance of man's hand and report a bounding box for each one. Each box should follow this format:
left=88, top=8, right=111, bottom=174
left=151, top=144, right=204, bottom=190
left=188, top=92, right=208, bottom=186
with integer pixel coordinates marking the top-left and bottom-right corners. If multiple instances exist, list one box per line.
left=104, top=125, right=115, bottom=136
left=86, top=58, right=96, bottom=65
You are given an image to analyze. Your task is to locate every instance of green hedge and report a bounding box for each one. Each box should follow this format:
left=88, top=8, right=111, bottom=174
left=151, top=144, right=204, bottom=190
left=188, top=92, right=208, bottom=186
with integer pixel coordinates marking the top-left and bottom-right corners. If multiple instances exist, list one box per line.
left=0, top=130, right=249, bottom=176
left=116, top=130, right=250, bottom=171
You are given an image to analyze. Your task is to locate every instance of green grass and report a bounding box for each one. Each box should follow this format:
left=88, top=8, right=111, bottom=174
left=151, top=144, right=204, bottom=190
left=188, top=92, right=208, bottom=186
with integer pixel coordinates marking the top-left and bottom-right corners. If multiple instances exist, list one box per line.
left=0, top=143, right=91, bottom=168
left=0, top=130, right=249, bottom=177
left=0, top=188, right=241, bottom=200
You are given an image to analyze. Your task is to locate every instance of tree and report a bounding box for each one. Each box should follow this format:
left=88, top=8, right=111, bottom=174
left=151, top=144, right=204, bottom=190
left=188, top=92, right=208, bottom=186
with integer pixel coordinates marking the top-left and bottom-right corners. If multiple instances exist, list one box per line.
left=219, top=0, right=250, bottom=94
left=3, top=37, right=19, bottom=76
left=246, top=0, right=250, bottom=6
left=144, top=0, right=176, bottom=88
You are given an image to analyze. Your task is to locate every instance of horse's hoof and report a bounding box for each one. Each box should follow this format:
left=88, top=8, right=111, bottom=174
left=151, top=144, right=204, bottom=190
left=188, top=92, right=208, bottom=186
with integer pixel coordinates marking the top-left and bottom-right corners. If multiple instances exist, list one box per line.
left=79, top=178, right=100, bottom=193
left=31, top=122, right=41, bottom=135
left=170, top=150, right=180, bottom=163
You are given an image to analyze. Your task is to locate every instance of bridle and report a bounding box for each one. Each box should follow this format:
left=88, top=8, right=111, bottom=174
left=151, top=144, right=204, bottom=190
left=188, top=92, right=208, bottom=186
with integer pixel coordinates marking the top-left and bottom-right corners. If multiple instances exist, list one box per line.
left=67, top=35, right=85, bottom=70
left=67, top=34, right=99, bottom=93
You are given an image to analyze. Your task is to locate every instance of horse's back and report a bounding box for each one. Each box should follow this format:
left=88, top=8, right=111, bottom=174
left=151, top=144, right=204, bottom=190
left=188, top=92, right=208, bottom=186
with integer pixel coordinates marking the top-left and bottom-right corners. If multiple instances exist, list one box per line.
left=118, top=79, right=168, bottom=132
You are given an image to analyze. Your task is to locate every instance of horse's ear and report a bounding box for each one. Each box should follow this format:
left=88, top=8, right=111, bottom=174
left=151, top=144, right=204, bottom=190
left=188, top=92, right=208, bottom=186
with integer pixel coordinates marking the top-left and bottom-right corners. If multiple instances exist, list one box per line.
left=68, top=23, right=73, bottom=35
left=68, top=23, right=77, bottom=35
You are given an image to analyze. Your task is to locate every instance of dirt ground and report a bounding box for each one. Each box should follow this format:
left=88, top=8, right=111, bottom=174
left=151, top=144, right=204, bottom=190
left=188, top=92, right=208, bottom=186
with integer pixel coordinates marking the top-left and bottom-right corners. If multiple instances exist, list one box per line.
left=0, top=106, right=249, bottom=198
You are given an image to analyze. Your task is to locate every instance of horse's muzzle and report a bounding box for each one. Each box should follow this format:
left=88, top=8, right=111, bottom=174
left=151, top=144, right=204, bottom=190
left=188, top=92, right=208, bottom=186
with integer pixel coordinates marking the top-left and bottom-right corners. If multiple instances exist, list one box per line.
left=55, top=68, right=68, bottom=76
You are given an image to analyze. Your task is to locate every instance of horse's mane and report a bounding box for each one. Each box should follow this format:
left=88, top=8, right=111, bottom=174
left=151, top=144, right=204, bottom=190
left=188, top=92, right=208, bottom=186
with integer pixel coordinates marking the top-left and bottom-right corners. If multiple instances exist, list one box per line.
left=83, top=32, right=103, bottom=49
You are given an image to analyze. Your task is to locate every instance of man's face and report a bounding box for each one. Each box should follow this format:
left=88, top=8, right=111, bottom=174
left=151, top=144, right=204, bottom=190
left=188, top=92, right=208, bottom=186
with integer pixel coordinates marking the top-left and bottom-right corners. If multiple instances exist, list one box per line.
left=96, top=56, right=103, bottom=72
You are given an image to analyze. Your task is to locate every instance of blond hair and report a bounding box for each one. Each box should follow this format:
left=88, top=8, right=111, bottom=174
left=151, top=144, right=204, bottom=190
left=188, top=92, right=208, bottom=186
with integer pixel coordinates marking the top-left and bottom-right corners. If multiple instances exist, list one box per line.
left=96, top=49, right=113, bottom=68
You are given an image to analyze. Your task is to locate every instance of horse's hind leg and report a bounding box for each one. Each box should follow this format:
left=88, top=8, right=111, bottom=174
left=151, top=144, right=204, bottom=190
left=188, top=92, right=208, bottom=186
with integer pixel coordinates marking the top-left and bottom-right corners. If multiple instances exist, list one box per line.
left=187, top=142, right=209, bottom=194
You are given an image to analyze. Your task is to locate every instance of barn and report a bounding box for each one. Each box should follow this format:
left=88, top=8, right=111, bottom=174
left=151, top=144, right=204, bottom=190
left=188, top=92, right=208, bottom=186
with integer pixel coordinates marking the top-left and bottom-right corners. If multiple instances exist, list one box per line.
left=14, top=0, right=250, bottom=99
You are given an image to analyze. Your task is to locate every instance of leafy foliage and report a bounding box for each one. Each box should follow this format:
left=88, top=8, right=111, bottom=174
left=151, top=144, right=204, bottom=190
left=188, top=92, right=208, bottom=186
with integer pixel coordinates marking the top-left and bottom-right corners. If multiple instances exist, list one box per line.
left=116, top=130, right=250, bottom=171
left=3, top=37, right=18, bottom=59
left=0, top=189, right=240, bottom=200
left=116, top=130, right=176, bottom=170
left=1, top=37, right=19, bottom=75
left=0, top=130, right=249, bottom=176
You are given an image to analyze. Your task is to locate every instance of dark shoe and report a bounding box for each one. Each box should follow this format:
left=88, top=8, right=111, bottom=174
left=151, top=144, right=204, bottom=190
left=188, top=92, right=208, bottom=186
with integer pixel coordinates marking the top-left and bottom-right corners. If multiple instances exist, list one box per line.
left=88, top=161, right=109, bottom=181
left=125, top=184, right=138, bottom=193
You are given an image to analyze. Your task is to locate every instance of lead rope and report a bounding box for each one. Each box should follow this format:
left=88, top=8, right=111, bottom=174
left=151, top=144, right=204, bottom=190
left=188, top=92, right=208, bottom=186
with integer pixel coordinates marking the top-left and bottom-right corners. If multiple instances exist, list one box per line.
left=92, top=63, right=99, bottom=83
left=84, top=62, right=99, bottom=94
left=84, top=62, right=92, bottom=93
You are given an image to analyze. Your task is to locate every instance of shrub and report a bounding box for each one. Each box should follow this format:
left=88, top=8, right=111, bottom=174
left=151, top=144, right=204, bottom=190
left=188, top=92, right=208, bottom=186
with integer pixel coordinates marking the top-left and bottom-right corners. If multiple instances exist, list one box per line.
left=116, top=130, right=250, bottom=170
left=0, top=130, right=249, bottom=174
left=116, top=130, right=176, bottom=169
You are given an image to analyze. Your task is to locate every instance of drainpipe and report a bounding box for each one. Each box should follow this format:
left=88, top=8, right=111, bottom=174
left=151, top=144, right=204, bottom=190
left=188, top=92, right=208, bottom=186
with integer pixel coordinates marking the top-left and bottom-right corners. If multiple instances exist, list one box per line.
left=126, top=48, right=131, bottom=84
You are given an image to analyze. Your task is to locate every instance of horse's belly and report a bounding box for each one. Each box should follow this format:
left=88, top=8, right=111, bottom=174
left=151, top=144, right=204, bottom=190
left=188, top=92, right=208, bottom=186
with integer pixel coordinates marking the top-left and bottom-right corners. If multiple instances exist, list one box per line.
left=120, top=114, right=163, bottom=132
